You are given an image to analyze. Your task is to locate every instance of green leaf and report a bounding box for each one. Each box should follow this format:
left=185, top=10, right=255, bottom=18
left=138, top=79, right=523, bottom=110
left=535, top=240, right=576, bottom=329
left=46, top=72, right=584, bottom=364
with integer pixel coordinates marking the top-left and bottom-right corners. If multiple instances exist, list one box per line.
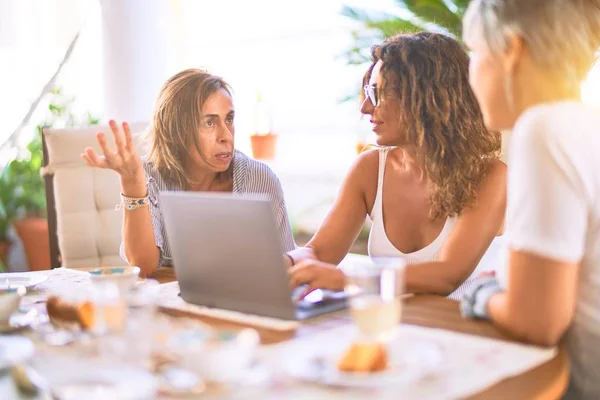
left=451, top=0, right=471, bottom=13
left=341, top=5, right=371, bottom=22
left=366, top=18, right=422, bottom=37
left=340, top=0, right=469, bottom=72
left=397, top=0, right=463, bottom=35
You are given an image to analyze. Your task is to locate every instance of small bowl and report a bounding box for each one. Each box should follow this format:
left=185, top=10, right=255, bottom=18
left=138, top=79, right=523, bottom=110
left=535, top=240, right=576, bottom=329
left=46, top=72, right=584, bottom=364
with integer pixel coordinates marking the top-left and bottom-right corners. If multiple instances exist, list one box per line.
left=0, top=287, right=25, bottom=325
left=170, top=328, right=260, bottom=383
left=89, top=266, right=140, bottom=295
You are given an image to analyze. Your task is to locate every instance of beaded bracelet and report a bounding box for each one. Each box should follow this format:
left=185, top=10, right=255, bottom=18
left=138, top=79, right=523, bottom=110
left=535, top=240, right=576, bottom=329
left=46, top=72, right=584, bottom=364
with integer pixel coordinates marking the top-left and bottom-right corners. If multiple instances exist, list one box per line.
left=115, top=193, right=150, bottom=211
left=460, top=277, right=502, bottom=320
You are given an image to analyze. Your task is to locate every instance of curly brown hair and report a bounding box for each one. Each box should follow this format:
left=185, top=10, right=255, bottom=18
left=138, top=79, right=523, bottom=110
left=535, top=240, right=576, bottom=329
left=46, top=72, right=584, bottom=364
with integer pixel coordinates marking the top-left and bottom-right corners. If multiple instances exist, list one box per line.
left=366, top=32, right=501, bottom=219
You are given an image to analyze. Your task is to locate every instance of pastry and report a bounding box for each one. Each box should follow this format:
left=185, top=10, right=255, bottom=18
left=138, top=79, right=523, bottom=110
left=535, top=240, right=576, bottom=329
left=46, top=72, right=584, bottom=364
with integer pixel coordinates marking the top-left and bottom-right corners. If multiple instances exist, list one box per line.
left=337, top=342, right=388, bottom=373
left=46, top=295, right=95, bottom=330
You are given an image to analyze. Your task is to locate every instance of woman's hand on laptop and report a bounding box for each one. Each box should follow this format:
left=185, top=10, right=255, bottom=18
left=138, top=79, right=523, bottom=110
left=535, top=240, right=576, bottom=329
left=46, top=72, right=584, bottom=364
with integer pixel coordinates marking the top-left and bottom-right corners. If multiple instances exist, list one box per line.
left=284, top=247, right=317, bottom=269
left=289, top=260, right=345, bottom=300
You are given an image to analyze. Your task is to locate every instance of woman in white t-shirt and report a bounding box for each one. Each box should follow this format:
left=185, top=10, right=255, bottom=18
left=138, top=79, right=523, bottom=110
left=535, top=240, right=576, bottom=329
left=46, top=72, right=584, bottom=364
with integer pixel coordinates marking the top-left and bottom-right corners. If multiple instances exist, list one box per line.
left=459, top=1, right=600, bottom=398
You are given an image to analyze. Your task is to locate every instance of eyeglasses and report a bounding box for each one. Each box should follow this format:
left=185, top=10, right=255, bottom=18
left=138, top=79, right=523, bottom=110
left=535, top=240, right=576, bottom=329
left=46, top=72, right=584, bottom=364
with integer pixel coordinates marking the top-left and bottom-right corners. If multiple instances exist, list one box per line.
left=363, top=85, right=378, bottom=107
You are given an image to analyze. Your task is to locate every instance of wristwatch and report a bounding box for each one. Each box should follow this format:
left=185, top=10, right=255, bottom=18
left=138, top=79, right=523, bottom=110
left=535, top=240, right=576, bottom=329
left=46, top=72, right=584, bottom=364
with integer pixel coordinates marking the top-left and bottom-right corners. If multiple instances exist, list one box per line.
left=460, top=277, right=503, bottom=320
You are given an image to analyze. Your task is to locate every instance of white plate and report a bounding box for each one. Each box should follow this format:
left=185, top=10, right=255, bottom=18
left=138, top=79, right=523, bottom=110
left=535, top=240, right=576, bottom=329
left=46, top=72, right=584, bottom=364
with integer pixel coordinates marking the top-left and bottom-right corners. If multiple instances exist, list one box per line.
left=0, top=336, right=35, bottom=370
left=283, top=339, right=442, bottom=388
left=0, top=273, right=48, bottom=289
left=35, top=359, right=158, bottom=400
left=0, top=309, right=37, bottom=333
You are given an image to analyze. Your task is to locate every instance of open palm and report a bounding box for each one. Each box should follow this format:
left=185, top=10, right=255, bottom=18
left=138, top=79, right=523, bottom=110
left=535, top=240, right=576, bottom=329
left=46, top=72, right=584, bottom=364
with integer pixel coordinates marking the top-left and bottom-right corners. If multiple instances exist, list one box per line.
left=81, top=120, right=143, bottom=181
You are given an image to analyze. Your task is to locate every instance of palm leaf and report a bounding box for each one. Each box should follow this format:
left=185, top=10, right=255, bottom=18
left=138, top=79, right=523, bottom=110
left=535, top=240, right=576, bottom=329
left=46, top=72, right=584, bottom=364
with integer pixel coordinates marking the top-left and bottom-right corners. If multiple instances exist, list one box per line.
left=398, top=0, right=462, bottom=35
left=342, top=6, right=422, bottom=35
left=366, top=18, right=422, bottom=37
left=340, top=5, right=371, bottom=22
left=451, top=0, right=471, bottom=13
left=340, top=0, right=468, bottom=102
left=341, top=0, right=466, bottom=70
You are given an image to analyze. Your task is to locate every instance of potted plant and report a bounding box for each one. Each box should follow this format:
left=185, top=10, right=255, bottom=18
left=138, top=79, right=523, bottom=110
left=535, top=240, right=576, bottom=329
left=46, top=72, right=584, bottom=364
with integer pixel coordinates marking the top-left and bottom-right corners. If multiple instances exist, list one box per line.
left=249, top=92, right=277, bottom=160
left=0, top=87, right=99, bottom=271
left=7, top=132, right=50, bottom=271
left=0, top=171, right=19, bottom=266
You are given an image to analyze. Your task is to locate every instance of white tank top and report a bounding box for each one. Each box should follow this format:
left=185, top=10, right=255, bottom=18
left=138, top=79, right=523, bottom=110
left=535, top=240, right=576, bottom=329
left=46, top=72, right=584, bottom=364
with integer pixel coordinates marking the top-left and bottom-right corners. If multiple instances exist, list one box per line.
left=368, top=148, right=457, bottom=263
left=367, top=148, right=477, bottom=299
left=367, top=148, right=503, bottom=299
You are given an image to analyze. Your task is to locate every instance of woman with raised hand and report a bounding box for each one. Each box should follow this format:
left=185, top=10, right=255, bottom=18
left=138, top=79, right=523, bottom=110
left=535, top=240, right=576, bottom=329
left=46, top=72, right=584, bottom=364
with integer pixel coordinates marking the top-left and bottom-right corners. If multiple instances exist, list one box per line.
left=458, top=1, right=600, bottom=398
left=288, top=32, right=506, bottom=300
left=82, top=69, right=295, bottom=276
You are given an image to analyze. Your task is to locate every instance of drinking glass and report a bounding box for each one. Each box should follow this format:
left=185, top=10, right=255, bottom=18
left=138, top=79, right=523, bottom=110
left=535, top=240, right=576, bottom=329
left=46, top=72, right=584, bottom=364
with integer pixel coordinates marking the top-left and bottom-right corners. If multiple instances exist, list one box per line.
left=344, top=257, right=405, bottom=342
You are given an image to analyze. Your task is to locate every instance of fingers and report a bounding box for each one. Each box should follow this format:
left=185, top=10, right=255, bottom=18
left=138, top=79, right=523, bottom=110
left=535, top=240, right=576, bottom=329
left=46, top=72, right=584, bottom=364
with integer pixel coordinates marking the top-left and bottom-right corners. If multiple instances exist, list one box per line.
left=81, top=147, right=107, bottom=168
left=122, top=121, right=134, bottom=152
left=297, top=285, right=318, bottom=301
left=96, top=132, right=117, bottom=163
left=109, top=120, right=126, bottom=154
left=288, top=261, right=314, bottom=287
left=81, top=152, right=93, bottom=166
left=289, top=267, right=312, bottom=289
left=288, top=261, right=311, bottom=276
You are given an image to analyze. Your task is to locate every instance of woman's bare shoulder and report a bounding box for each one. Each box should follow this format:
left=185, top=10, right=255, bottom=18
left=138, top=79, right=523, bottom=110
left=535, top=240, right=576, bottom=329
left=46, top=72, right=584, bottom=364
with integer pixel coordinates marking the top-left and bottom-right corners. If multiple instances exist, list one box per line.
left=347, top=148, right=380, bottom=181
left=485, top=158, right=507, bottom=185
left=472, top=158, right=507, bottom=212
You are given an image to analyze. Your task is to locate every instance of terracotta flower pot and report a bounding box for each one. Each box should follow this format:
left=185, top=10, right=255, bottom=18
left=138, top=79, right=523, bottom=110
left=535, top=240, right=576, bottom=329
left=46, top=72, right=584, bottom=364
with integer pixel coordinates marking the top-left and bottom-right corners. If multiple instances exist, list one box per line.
left=0, top=240, right=10, bottom=267
left=250, top=133, right=277, bottom=160
left=12, top=217, right=51, bottom=271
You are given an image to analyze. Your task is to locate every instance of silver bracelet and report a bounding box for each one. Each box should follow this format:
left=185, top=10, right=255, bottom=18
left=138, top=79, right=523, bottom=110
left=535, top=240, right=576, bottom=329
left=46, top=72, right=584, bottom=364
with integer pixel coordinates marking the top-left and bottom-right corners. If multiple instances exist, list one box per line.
left=115, top=193, right=150, bottom=211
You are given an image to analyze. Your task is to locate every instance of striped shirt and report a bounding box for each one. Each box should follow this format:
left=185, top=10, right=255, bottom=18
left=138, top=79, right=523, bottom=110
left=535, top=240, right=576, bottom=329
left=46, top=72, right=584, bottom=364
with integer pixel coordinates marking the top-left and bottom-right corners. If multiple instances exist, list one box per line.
left=120, top=150, right=296, bottom=268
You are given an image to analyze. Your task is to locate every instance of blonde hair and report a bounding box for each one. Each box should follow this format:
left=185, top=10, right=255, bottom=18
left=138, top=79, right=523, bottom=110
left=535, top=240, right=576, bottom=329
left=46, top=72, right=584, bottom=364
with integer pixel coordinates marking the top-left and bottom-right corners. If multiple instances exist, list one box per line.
left=147, top=69, right=232, bottom=189
left=463, top=0, right=600, bottom=88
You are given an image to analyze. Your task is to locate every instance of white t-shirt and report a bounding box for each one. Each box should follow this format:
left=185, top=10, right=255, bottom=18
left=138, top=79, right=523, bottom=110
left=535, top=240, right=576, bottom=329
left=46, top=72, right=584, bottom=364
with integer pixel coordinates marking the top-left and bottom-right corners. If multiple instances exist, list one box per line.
left=499, top=101, right=600, bottom=399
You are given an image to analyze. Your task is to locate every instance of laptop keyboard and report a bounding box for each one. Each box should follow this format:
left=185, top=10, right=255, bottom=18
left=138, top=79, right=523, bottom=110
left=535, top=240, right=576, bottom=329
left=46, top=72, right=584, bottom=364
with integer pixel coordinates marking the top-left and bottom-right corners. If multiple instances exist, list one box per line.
left=292, top=286, right=347, bottom=309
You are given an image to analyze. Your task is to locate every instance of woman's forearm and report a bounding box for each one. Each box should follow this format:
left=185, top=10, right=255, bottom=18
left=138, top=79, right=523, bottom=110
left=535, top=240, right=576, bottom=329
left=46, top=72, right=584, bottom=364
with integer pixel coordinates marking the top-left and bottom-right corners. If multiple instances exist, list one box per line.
left=121, top=177, right=160, bottom=276
left=404, top=261, right=469, bottom=296
left=287, top=242, right=351, bottom=266
left=488, top=292, right=566, bottom=346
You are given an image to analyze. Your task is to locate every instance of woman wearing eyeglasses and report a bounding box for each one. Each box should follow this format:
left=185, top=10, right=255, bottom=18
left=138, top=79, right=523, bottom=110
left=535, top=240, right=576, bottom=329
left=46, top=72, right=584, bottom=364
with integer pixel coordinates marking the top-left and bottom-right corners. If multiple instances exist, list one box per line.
left=287, top=32, right=506, bottom=299
left=82, top=69, right=296, bottom=277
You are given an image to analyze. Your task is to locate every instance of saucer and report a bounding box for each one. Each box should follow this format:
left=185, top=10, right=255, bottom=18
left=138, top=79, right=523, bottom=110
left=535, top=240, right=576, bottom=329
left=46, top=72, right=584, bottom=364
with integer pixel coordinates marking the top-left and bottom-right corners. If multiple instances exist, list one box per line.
left=0, top=273, right=48, bottom=290
left=35, top=358, right=158, bottom=400
left=0, top=309, right=37, bottom=334
left=0, top=336, right=35, bottom=370
left=283, top=339, right=442, bottom=388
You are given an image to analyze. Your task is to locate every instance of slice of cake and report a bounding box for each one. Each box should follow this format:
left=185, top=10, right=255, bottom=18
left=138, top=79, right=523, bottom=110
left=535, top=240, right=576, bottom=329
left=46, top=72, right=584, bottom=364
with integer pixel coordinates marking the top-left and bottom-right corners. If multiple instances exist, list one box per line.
left=46, top=295, right=95, bottom=330
left=337, top=342, right=388, bottom=373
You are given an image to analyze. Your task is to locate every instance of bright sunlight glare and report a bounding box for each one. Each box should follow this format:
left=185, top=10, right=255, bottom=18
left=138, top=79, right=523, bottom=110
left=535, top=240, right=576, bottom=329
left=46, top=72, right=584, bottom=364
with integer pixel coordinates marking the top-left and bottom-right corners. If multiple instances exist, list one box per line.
left=581, top=61, right=600, bottom=107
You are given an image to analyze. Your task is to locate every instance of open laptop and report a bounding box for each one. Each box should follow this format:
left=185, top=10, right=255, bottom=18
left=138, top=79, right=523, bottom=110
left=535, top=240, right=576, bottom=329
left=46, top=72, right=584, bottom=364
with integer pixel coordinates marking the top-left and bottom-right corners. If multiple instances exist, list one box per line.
left=159, top=191, right=347, bottom=320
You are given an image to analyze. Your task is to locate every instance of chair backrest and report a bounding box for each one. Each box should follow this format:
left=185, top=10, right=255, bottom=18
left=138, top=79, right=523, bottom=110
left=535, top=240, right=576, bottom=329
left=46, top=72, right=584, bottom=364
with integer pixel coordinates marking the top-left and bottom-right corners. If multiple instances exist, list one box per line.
left=42, top=123, right=149, bottom=269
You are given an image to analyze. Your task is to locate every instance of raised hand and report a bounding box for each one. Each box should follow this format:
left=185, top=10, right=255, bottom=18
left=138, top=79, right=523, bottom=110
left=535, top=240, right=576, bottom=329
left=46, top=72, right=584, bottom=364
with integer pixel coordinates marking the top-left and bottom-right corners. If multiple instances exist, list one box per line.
left=81, top=120, right=143, bottom=183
